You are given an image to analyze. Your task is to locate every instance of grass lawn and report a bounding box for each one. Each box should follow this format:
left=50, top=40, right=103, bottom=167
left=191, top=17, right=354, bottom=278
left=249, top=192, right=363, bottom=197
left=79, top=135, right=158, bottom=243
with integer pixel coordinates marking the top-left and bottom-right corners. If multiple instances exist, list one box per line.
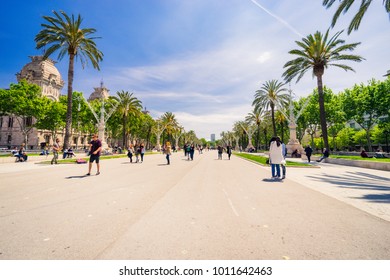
left=329, top=155, right=390, bottom=162
left=234, top=152, right=312, bottom=167
left=39, top=152, right=157, bottom=164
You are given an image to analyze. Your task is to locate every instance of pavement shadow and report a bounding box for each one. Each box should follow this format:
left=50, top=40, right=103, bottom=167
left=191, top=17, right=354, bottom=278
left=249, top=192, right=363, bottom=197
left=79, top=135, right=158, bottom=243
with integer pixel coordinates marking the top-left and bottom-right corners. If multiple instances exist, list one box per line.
left=262, top=178, right=283, bottom=182
left=65, top=175, right=89, bottom=179
left=305, top=171, right=390, bottom=203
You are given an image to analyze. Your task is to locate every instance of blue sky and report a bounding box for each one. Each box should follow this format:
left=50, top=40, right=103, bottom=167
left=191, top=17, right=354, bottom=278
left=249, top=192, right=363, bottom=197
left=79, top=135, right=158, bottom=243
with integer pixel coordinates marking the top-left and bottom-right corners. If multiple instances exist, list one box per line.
left=1, top=0, right=389, bottom=140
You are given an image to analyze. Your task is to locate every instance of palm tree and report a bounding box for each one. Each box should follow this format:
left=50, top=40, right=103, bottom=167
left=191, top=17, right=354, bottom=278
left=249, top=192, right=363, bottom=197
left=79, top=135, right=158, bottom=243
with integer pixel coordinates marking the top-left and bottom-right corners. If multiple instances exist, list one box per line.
left=246, top=108, right=263, bottom=151
left=112, top=91, right=142, bottom=148
left=252, top=80, right=289, bottom=137
left=275, top=111, right=288, bottom=143
left=323, top=0, right=390, bottom=34
left=282, top=29, right=364, bottom=151
left=35, top=10, right=103, bottom=149
left=161, top=112, right=179, bottom=143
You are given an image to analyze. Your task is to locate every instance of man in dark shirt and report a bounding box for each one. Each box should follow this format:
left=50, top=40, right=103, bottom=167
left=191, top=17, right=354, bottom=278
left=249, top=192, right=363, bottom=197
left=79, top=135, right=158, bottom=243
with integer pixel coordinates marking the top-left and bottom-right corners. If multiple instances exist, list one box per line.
left=87, top=134, right=102, bottom=175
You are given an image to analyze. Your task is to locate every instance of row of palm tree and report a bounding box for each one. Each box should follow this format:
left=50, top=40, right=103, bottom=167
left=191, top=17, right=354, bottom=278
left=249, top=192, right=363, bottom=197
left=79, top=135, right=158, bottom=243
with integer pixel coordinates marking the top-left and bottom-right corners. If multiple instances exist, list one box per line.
left=236, top=0, right=389, bottom=151
left=35, top=3, right=387, bottom=150
left=233, top=30, right=364, bottom=152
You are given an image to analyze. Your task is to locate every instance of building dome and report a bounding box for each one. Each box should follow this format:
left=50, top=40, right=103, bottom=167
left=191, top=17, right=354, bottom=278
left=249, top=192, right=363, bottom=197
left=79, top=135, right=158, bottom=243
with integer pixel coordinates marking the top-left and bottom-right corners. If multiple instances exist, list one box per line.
left=88, top=82, right=110, bottom=101
left=16, top=56, right=64, bottom=101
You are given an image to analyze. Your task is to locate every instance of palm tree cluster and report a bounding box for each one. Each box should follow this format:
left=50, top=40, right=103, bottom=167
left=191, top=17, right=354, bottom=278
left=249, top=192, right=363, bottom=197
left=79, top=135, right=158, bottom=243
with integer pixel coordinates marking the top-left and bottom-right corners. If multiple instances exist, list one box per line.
left=33, top=10, right=198, bottom=151
left=231, top=4, right=369, bottom=152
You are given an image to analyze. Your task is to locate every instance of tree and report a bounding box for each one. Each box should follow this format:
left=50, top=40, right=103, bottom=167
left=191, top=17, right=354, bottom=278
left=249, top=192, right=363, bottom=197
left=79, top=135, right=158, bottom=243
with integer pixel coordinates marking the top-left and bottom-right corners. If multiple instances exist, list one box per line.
left=323, top=0, right=390, bottom=34
left=252, top=80, right=289, bottom=136
left=283, top=29, right=364, bottom=151
left=112, top=91, right=142, bottom=147
left=35, top=10, right=103, bottom=149
left=161, top=112, right=179, bottom=144
left=1, top=80, right=49, bottom=145
left=35, top=99, right=66, bottom=142
left=340, top=79, right=384, bottom=151
left=245, top=108, right=263, bottom=151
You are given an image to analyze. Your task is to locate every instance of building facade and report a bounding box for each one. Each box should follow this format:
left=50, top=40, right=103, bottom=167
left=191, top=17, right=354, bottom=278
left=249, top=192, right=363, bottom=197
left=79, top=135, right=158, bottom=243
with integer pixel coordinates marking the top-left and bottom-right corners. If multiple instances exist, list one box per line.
left=0, top=56, right=97, bottom=150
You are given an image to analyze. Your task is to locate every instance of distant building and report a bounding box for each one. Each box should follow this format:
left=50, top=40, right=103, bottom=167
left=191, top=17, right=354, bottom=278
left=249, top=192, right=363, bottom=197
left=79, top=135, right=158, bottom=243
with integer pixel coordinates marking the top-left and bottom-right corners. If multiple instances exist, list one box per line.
left=211, top=134, right=215, bottom=142
left=88, top=82, right=110, bottom=101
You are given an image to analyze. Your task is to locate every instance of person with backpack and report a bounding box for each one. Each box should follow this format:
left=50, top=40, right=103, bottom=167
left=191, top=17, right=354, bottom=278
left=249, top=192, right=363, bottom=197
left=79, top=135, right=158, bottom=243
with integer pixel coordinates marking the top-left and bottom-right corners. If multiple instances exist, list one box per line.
left=185, top=144, right=191, bottom=160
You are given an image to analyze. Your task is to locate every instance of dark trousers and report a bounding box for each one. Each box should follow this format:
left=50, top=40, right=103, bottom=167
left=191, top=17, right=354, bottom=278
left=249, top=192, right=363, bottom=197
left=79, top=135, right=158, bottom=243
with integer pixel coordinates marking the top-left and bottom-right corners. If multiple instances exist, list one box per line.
left=166, top=154, right=170, bottom=164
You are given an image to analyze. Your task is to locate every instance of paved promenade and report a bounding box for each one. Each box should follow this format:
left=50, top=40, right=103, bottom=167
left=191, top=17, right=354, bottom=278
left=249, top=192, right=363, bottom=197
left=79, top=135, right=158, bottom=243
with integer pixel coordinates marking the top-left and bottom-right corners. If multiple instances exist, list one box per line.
left=0, top=151, right=389, bottom=260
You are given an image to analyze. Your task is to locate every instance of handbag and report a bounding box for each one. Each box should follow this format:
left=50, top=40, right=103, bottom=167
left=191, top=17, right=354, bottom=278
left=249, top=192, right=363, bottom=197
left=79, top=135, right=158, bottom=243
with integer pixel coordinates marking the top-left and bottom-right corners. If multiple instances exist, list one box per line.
left=266, top=158, right=270, bottom=164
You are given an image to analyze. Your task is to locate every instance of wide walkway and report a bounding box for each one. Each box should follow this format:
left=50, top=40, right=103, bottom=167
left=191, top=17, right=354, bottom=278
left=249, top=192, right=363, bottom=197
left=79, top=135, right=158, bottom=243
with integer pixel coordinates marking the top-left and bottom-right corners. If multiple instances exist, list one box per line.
left=0, top=151, right=389, bottom=260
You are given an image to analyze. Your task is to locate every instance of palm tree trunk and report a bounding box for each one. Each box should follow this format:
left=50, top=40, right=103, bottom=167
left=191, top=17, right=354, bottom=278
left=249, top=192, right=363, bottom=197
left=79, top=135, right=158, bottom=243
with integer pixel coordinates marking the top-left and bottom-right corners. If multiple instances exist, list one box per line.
left=271, top=103, right=277, bottom=136
left=316, top=74, right=330, bottom=151
left=64, top=54, right=75, bottom=150
left=122, top=114, right=127, bottom=148
left=256, top=124, right=260, bottom=152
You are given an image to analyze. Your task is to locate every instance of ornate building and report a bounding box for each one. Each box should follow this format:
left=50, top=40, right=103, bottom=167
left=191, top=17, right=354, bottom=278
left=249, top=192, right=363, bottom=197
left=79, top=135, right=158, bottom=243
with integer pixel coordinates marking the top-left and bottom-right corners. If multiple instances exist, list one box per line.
left=16, top=56, right=64, bottom=101
left=0, top=56, right=67, bottom=150
left=88, top=82, right=110, bottom=101
left=0, top=56, right=113, bottom=150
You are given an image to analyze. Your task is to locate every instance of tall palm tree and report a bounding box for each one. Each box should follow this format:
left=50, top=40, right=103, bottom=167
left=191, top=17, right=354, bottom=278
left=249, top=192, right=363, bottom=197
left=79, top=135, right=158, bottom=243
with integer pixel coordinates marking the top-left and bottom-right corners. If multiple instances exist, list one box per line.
left=112, top=91, right=142, bottom=147
left=282, top=29, right=363, bottom=151
left=323, top=0, right=390, bottom=34
left=35, top=10, right=103, bottom=149
left=252, top=80, right=289, bottom=137
left=161, top=112, right=179, bottom=142
left=246, top=108, right=263, bottom=151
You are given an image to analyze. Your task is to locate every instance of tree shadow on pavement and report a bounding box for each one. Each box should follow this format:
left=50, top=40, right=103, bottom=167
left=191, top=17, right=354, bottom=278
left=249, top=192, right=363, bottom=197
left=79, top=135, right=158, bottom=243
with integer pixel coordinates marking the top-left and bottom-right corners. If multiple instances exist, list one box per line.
left=305, top=171, right=390, bottom=203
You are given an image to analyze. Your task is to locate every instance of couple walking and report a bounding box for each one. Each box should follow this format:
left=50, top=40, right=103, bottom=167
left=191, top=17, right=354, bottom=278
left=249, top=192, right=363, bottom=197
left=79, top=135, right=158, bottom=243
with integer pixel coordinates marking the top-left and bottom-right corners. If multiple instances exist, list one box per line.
left=268, top=136, right=286, bottom=180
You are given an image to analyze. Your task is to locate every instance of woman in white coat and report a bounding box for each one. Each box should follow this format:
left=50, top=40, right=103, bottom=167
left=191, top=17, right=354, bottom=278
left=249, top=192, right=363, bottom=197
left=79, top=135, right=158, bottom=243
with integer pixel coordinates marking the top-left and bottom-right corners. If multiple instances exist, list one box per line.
left=269, top=136, right=284, bottom=179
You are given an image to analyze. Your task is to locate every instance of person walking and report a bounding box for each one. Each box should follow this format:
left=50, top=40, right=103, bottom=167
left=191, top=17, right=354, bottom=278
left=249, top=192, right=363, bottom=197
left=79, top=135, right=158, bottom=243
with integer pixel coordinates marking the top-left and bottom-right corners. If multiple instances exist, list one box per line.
left=185, top=144, right=191, bottom=160
left=51, top=138, right=60, bottom=165
left=140, top=144, right=145, bottom=163
left=278, top=137, right=287, bottom=179
left=87, top=134, right=102, bottom=176
left=217, top=145, right=223, bottom=160
left=134, top=144, right=140, bottom=163
left=269, top=136, right=284, bottom=180
left=304, top=145, right=313, bottom=163
left=190, top=144, right=195, bottom=161
left=127, top=144, right=134, bottom=163
left=226, top=145, right=232, bottom=160
left=165, top=141, right=172, bottom=165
